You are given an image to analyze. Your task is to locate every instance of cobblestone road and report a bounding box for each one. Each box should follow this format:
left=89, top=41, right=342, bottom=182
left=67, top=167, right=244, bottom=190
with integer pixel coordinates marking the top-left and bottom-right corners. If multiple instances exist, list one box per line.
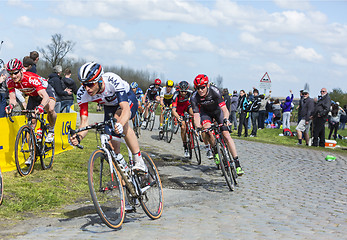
left=2, top=115, right=346, bottom=239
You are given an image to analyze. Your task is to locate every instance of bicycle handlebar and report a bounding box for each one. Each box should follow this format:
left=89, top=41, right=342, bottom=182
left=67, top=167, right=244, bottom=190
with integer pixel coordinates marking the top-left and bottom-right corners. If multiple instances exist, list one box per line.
left=7, top=110, right=43, bottom=124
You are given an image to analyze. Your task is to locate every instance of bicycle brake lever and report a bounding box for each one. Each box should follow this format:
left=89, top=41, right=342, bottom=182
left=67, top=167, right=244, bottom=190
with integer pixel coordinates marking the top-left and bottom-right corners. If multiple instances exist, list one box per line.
left=7, top=113, right=14, bottom=123
left=67, top=125, right=84, bottom=149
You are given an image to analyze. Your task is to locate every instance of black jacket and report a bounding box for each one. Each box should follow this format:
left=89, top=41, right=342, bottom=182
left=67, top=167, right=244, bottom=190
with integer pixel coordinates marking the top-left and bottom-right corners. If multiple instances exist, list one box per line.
left=60, top=77, right=78, bottom=101
left=48, top=72, right=69, bottom=102
left=222, top=93, right=231, bottom=112
left=313, top=94, right=331, bottom=119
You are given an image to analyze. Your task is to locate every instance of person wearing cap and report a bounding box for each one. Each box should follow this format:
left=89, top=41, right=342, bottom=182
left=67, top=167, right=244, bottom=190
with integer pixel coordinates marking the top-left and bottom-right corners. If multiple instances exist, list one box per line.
left=311, top=88, right=331, bottom=147
left=295, top=90, right=314, bottom=145
left=48, top=65, right=72, bottom=113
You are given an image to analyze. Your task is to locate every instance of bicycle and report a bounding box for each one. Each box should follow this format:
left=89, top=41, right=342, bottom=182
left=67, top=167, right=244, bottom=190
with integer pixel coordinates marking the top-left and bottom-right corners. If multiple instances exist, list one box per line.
left=201, top=123, right=238, bottom=191
left=159, top=107, right=174, bottom=143
left=144, top=100, right=158, bottom=131
left=68, top=117, right=163, bottom=230
left=0, top=167, right=3, bottom=205
left=8, top=110, right=55, bottom=176
left=132, top=109, right=142, bottom=138
left=183, top=113, right=201, bottom=165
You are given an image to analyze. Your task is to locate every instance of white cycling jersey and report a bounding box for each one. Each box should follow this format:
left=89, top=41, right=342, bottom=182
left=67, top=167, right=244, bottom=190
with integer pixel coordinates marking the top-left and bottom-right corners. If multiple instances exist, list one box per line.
left=77, top=72, right=130, bottom=107
left=160, top=86, right=175, bottom=100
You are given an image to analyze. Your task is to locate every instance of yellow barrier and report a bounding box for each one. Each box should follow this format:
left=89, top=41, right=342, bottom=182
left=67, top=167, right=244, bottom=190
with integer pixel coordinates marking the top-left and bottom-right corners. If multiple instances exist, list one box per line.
left=0, top=113, right=77, bottom=172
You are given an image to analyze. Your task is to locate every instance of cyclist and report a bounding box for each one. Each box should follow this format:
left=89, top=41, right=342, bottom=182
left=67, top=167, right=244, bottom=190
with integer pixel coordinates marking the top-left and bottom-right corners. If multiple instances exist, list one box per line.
left=172, top=81, right=194, bottom=157
left=5, top=58, right=57, bottom=144
left=70, top=62, right=147, bottom=172
left=159, top=80, right=175, bottom=132
left=190, top=74, right=244, bottom=176
left=141, top=78, right=162, bottom=127
left=130, top=81, right=145, bottom=114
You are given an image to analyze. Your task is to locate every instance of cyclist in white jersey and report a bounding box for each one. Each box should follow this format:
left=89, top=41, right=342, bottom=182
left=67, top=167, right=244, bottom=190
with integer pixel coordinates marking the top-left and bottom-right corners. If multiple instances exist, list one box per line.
left=70, top=62, right=147, bottom=172
left=159, top=80, right=175, bottom=131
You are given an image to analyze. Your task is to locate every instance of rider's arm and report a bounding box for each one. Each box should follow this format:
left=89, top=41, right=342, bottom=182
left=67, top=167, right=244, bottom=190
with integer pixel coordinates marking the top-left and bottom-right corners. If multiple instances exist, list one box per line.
left=220, top=105, right=230, bottom=120
left=193, top=112, right=202, bottom=129
left=117, top=101, right=131, bottom=127
left=8, top=91, right=17, bottom=107
left=160, top=96, right=164, bottom=108
left=37, top=89, right=50, bottom=108
left=78, top=114, right=89, bottom=139
left=172, top=107, right=180, bottom=120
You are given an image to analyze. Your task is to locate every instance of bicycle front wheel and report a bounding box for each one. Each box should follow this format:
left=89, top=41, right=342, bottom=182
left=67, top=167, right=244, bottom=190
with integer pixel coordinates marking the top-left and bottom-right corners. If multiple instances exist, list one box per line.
left=88, top=149, right=125, bottom=229
left=40, top=126, right=55, bottom=170
left=139, top=152, right=163, bottom=219
left=0, top=168, right=3, bottom=205
left=166, top=115, right=174, bottom=143
left=148, top=110, right=156, bottom=131
left=192, top=132, right=202, bottom=165
left=216, top=142, right=234, bottom=191
left=15, top=125, right=36, bottom=176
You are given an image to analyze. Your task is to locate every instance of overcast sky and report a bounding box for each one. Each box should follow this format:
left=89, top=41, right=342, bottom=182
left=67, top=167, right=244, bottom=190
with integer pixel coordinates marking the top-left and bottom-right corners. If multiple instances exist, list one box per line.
left=1, top=0, right=346, bottom=98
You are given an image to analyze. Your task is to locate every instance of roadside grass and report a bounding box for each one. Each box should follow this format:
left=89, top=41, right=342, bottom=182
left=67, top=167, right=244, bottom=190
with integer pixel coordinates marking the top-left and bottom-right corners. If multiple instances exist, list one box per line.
left=231, top=125, right=347, bottom=154
left=0, top=130, right=128, bottom=221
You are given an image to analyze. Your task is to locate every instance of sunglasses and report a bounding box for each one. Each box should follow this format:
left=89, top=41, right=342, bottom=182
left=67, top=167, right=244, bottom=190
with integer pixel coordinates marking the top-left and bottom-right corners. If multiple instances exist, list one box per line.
left=9, top=70, right=21, bottom=76
left=83, top=82, right=97, bottom=88
left=320, top=90, right=326, bottom=93
left=180, top=90, right=188, bottom=93
left=196, top=85, right=206, bottom=90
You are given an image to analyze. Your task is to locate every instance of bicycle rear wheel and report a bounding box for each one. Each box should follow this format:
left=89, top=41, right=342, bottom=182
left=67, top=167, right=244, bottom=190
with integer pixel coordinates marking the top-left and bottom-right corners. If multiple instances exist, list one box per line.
left=166, top=114, right=174, bottom=143
left=40, top=126, right=55, bottom=170
left=133, top=112, right=141, bottom=138
left=192, top=133, right=202, bottom=165
left=15, top=126, right=36, bottom=176
left=0, top=168, right=3, bottom=205
left=88, top=149, right=125, bottom=229
left=148, top=110, right=156, bottom=131
left=216, top=142, right=234, bottom=191
left=139, top=152, right=163, bottom=219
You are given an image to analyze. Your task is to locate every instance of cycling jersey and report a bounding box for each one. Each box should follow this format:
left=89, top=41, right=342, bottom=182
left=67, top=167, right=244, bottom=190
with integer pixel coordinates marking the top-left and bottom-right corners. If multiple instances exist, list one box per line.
left=160, top=86, right=175, bottom=106
left=145, top=84, right=162, bottom=101
left=134, top=87, right=144, bottom=101
left=7, top=71, right=48, bottom=97
left=77, top=72, right=137, bottom=118
left=172, top=90, right=192, bottom=116
left=190, top=85, right=227, bottom=130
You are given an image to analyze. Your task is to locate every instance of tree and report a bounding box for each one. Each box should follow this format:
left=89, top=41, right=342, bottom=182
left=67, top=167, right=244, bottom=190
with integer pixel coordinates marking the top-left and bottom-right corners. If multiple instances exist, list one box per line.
left=38, top=34, right=75, bottom=67
left=329, top=88, right=347, bottom=106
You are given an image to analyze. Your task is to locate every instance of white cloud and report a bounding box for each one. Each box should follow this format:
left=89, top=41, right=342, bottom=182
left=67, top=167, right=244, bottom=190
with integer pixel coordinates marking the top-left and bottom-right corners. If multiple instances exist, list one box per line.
left=121, top=40, right=135, bottom=55
left=8, top=0, right=31, bottom=8
left=94, top=22, right=126, bottom=40
left=142, top=49, right=176, bottom=60
left=15, top=16, right=32, bottom=28
left=148, top=32, right=215, bottom=52
left=293, top=46, right=323, bottom=62
left=239, top=32, right=261, bottom=45
left=273, top=0, right=312, bottom=11
left=331, top=53, right=347, bottom=67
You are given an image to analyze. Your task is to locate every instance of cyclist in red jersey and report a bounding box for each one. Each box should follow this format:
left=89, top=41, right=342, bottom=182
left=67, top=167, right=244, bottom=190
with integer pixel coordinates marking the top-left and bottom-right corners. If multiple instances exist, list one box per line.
left=172, top=81, right=194, bottom=157
left=5, top=58, right=57, bottom=143
left=190, top=74, right=244, bottom=176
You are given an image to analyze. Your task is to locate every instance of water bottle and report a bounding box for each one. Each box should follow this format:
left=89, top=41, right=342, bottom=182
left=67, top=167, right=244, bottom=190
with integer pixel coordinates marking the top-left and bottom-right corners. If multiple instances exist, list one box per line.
left=116, top=153, right=129, bottom=174
left=36, top=128, right=42, bottom=142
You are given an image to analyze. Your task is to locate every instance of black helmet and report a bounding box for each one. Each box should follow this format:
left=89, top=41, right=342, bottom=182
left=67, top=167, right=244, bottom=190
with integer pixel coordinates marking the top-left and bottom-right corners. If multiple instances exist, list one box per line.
left=179, top=81, right=189, bottom=91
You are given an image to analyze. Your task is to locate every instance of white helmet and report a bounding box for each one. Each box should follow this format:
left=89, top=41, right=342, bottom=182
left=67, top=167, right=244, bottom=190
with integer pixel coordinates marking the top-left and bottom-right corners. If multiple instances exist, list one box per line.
left=78, top=62, right=104, bottom=83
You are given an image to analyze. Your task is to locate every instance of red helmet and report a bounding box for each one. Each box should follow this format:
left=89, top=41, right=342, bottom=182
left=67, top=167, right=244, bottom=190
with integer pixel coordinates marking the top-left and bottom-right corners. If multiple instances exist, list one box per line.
left=194, top=74, right=208, bottom=87
left=154, top=78, right=161, bottom=85
left=6, top=58, right=23, bottom=72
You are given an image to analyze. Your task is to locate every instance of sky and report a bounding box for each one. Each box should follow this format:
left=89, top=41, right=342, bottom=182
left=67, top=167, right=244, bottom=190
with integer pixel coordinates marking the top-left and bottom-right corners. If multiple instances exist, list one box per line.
left=0, top=0, right=346, bottom=98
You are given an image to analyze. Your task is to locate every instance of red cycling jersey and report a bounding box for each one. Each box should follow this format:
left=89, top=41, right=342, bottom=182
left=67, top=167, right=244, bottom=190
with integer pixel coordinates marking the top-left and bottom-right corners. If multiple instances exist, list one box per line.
left=6, top=71, right=48, bottom=97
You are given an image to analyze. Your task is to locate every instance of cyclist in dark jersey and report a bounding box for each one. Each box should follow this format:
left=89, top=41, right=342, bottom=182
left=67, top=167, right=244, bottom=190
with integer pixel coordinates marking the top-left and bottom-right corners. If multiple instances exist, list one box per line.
left=142, top=78, right=162, bottom=127
left=172, top=81, right=193, bottom=157
left=190, top=74, right=244, bottom=176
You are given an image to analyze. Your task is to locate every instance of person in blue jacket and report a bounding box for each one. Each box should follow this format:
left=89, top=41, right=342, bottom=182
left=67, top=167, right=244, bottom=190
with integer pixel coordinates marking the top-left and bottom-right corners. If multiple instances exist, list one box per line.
left=280, top=90, right=293, bottom=130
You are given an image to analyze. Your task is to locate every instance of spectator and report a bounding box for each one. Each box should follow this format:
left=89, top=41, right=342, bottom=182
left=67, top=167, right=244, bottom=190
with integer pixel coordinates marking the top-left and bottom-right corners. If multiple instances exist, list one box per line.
left=48, top=65, right=71, bottom=113
left=265, top=97, right=274, bottom=125
left=28, top=51, right=39, bottom=74
left=258, top=90, right=271, bottom=129
left=296, top=90, right=314, bottom=145
left=229, top=90, right=238, bottom=130
left=297, top=90, right=304, bottom=123
left=339, top=105, right=347, bottom=130
left=250, top=88, right=261, bottom=137
left=272, top=99, right=281, bottom=128
left=22, top=56, right=34, bottom=71
left=237, top=90, right=248, bottom=137
left=311, top=88, right=331, bottom=147
left=60, top=68, right=78, bottom=113
left=280, top=90, right=294, bottom=130
left=0, top=69, right=8, bottom=117
left=247, top=90, right=254, bottom=129
left=222, top=88, right=231, bottom=115
left=328, top=102, right=346, bottom=140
